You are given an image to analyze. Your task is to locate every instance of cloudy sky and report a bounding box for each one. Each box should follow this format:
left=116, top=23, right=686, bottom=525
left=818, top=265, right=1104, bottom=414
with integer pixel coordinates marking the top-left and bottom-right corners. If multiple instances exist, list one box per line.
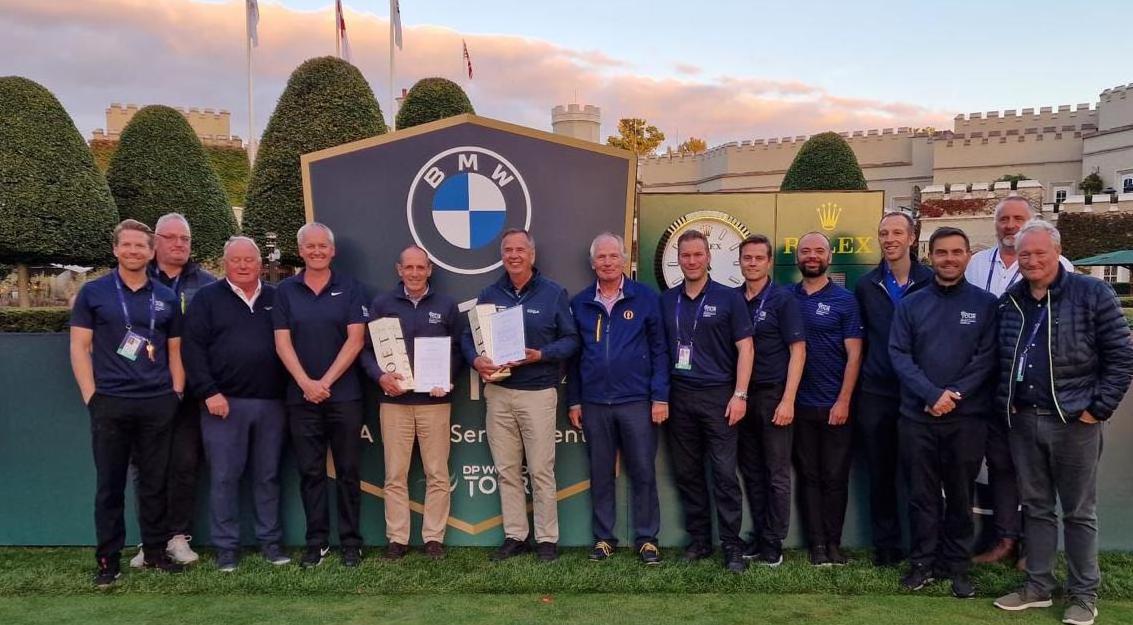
left=3, top=0, right=1129, bottom=150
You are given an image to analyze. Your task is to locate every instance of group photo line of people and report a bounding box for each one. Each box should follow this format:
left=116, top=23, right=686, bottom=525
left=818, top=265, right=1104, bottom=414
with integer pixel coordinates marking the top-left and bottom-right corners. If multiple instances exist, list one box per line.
left=69, top=197, right=1133, bottom=625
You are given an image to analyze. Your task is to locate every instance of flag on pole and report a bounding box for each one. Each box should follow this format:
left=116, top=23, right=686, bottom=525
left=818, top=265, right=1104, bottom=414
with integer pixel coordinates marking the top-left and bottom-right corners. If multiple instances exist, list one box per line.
left=336, top=0, right=352, bottom=62
left=462, top=39, right=473, bottom=79
left=246, top=0, right=259, bottom=47
left=391, top=0, right=403, bottom=50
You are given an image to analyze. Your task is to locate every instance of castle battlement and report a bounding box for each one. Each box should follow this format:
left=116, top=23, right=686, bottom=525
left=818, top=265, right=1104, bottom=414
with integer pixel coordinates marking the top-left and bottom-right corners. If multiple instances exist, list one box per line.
left=96, top=102, right=239, bottom=148
left=936, top=129, right=1085, bottom=149
left=1100, top=83, right=1133, bottom=102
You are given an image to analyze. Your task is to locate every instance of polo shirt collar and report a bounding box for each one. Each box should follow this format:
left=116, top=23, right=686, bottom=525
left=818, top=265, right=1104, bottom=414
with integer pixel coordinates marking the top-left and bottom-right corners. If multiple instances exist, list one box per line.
left=398, top=281, right=431, bottom=303
left=226, top=278, right=263, bottom=310
left=796, top=278, right=834, bottom=297
left=497, top=267, right=541, bottom=295
left=296, top=269, right=341, bottom=294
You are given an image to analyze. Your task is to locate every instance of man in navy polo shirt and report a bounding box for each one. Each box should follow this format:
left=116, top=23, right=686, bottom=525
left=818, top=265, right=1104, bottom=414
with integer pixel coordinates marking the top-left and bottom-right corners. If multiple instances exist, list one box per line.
left=70, top=219, right=186, bottom=587
left=461, top=228, right=580, bottom=563
left=273, top=222, right=369, bottom=568
left=889, top=227, right=998, bottom=598
left=567, top=232, right=669, bottom=566
left=360, top=245, right=461, bottom=561
left=182, top=236, right=289, bottom=572
left=793, top=231, right=863, bottom=567
left=661, top=229, right=754, bottom=573
left=735, top=234, right=806, bottom=567
left=854, top=211, right=934, bottom=567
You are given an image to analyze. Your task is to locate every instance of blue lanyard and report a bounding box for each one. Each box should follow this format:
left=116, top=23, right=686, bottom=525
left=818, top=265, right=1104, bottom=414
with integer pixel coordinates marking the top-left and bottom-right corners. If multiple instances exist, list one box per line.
left=986, top=248, right=1021, bottom=292
left=114, top=272, right=156, bottom=338
left=751, top=281, right=772, bottom=325
left=676, top=282, right=711, bottom=344
left=1019, top=305, right=1048, bottom=359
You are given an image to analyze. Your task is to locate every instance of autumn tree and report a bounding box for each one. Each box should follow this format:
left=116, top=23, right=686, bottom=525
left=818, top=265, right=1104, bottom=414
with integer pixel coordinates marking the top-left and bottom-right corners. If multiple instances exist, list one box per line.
left=606, top=118, right=665, bottom=156
left=677, top=137, right=707, bottom=154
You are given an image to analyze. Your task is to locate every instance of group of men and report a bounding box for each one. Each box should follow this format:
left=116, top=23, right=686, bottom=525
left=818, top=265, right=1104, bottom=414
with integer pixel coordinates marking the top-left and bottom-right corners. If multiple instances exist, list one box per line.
left=70, top=202, right=1132, bottom=625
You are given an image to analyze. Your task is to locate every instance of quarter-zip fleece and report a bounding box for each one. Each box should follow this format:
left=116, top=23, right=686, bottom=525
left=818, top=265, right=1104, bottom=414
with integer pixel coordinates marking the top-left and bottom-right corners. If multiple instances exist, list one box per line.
left=855, top=259, right=935, bottom=397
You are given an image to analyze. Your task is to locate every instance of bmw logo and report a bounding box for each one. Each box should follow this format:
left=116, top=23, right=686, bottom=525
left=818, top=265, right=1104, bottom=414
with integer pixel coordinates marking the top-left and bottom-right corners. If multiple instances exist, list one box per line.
left=407, top=146, right=532, bottom=275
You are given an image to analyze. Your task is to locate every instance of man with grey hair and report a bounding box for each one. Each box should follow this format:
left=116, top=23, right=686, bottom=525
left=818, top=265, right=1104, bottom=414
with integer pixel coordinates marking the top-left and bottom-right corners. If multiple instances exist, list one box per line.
left=993, top=219, right=1133, bottom=625
left=181, top=236, right=290, bottom=571
left=461, top=228, right=580, bottom=562
left=965, top=197, right=1073, bottom=566
left=567, top=232, right=668, bottom=565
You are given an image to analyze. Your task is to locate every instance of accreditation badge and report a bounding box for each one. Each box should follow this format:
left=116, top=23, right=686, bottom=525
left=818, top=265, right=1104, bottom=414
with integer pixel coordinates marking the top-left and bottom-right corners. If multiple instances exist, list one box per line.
left=117, top=330, right=146, bottom=362
left=676, top=343, right=693, bottom=371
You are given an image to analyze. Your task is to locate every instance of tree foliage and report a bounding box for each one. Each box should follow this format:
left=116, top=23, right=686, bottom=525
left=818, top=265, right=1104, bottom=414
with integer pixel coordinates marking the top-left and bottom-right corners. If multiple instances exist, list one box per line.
left=93, top=141, right=250, bottom=207
left=1057, top=212, right=1133, bottom=261
left=395, top=77, right=474, bottom=130
left=995, top=173, right=1030, bottom=183
left=677, top=137, right=708, bottom=154
left=106, top=105, right=237, bottom=259
left=606, top=118, right=666, bottom=156
left=242, top=57, right=387, bottom=263
left=0, top=76, right=119, bottom=266
left=1080, top=172, right=1105, bottom=196
left=780, top=132, right=868, bottom=191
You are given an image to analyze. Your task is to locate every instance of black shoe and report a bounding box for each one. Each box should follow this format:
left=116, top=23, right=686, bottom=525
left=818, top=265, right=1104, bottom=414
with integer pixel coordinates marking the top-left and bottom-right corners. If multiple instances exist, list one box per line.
left=491, top=538, right=530, bottom=561
left=683, top=542, right=714, bottom=562
left=873, top=547, right=906, bottom=567
left=535, top=541, right=559, bottom=562
left=261, top=543, right=291, bottom=566
left=301, top=545, right=330, bottom=569
left=756, top=545, right=784, bottom=567
left=742, top=540, right=761, bottom=560
left=423, top=541, right=445, bottom=560
left=723, top=548, right=747, bottom=574
left=951, top=572, right=976, bottom=599
left=809, top=545, right=831, bottom=567
left=342, top=546, right=362, bottom=568
left=589, top=540, right=615, bottom=561
left=93, top=556, right=121, bottom=588
left=901, top=563, right=936, bottom=591
left=142, top=552, right=184, bottom=574
left=638, top=542, right=662, bottom=566
left=826, top=543, right=848, bottom=566
left=383, top=542, right=409, bottom=561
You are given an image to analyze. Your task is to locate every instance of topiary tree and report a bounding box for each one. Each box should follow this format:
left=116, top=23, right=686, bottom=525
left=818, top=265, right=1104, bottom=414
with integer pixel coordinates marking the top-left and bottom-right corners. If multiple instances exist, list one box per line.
left=780, top=131, right=868, bottom=191
left=0, top=76, right=119, bottom=307
left=395, top=77, right=474, bottom=130
left=106, top=105, right=237, bottom=259
left=1080, top=171, right=1105, bottom=196
left=242, top=56, right=387, bottom=263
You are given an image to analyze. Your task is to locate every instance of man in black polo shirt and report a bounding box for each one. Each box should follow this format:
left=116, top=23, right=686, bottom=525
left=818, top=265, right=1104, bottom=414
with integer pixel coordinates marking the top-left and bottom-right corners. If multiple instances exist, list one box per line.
left=182, top=236, right=289, bottom=572
left=735, top=234, right=805, bottom=567
left=360, top=245, right=461, bottom=561
left=273, top=222, right=369, bottom=568
left=889, top=227, right=998, bottom=598
left=661, top=229, right=754, bottom=573
left=70, top=219, right=186, bottom=587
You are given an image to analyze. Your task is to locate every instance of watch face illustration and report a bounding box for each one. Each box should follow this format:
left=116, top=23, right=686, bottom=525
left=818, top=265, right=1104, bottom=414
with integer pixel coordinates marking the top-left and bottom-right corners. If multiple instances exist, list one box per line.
left=654, top=210, right=752, bottom=289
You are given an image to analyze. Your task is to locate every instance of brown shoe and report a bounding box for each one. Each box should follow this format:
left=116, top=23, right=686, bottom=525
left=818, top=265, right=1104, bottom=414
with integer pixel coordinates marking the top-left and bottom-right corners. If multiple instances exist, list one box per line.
left=1015, top=555, right=1027, bottom=572
left=424, top=541, right=445, bottom=560
left=972, top=538, right=1017, bottom=564
left=383, top=542, right=410, bottom=560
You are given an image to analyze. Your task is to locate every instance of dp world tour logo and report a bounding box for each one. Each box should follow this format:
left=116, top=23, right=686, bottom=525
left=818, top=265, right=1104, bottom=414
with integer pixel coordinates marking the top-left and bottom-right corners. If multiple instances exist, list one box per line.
left=407, top=146, right=532, bottom=275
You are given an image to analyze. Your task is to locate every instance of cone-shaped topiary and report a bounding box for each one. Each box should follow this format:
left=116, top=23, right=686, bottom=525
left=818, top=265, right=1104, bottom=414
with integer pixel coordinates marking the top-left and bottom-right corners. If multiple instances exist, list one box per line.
left=395, top=77, right=474, bottom=130
left=0, top=76, right=119, bottom=267
left=780, top=131, right=868, bottom=191
left=106, top=105, right=237, bottom=259
left=242, top=56, right=387, bottom=263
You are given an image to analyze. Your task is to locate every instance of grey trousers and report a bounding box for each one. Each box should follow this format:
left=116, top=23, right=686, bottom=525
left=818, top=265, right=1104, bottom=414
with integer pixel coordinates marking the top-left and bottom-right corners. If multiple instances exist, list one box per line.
left=1009, top=409, right=1103, bottom=601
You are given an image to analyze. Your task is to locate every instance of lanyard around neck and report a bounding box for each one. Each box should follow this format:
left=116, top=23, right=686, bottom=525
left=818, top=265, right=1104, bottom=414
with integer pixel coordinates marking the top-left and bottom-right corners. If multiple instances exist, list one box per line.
left=676, top=281, right=710, bottom=344
left=114, top=272, right=156, bottom=338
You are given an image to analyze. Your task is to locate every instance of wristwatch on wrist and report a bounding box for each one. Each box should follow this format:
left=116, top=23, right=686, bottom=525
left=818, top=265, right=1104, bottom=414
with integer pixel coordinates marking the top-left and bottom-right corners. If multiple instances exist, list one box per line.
left=733, top=391, right=749, bottom=401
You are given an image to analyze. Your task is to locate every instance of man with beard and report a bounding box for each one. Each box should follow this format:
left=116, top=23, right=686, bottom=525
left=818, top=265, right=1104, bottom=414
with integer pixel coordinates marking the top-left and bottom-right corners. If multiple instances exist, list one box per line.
left=792, top=232, right=862, bottom=566
left=964, top=197, right=1073, bottom=566
left=889, top=227, right=998, bottom=598
left=854, top=211, right=934, bottom=567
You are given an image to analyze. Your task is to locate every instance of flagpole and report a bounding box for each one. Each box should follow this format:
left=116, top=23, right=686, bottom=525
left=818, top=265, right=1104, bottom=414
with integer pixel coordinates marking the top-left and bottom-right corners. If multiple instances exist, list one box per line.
left=389, top=7, right=395, bottom=129
left=246, top=17, right=255, bottom=166
left=335, top=1, right=341, bottom=58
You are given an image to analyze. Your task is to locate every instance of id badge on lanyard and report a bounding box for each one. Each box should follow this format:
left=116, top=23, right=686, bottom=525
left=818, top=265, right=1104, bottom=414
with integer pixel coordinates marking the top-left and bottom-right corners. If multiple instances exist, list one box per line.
left=115, top=274, right=157, bottom=362
left=676, top=343, right=693, bottom=370
left=675, top=284, right=710, bottom=372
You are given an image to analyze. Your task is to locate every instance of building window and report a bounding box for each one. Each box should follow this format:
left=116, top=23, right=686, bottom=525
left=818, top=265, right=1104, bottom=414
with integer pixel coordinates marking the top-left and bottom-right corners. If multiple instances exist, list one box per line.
left=1123, top=175, right=1133, bottom=194
left=1055, top=189, right=1068, bottom=203
left=1103, top=265, right=1118, bottom=283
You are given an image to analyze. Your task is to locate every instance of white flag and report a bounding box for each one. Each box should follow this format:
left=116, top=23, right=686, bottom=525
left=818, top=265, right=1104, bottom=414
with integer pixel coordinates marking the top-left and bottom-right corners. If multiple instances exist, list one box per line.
left=336, top=0, right=352, bottom=62
left=391, top=0, right=403, bottom=50
left=246, top=0, right=259, bottom=47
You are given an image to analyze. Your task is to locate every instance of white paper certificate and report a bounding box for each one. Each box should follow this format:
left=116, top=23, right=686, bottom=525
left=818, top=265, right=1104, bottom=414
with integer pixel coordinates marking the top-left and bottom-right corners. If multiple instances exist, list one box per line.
left=489, top=305, right=526, bottom=364
left=413, top=337, right=451, bottom=393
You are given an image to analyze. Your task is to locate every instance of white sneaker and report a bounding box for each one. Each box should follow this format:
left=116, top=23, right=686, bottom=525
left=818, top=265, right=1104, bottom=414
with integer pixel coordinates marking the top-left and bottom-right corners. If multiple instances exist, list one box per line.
left=166, top=534, right=200, bottom=564
left=129, top=545, right=145, bottom=569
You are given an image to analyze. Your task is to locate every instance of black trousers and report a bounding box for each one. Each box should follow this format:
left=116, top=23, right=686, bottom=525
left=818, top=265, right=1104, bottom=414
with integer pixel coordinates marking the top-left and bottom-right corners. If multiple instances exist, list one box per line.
left=793, top=405, right=853, bottom=548
left=288, top=400, right=364, bottom=548
left=737, top=382, right=793, bottom=550
left=901, top=417, right=986, bottom=574
left=855, top=391, right=903, bottom=551
left=985, top=419, right=1022, bottom=540
left=666, top=382, right=743, bottom=550
left=89, top=392, right=178, bottom=561
left=163, top=396, right=202, bottom=536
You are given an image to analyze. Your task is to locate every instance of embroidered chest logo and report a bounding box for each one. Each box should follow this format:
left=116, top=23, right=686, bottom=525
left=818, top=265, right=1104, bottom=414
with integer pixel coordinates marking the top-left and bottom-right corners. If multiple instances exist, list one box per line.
left=623, top=310, right=634, bottom=320
left=960, top=311, right=977, bottom=325
left=816, top=302, right=831, bottom=316
left=154, top=300, right=167, bottom=312
left=428, top=311, right=443, bottom=324
left=526, top=308, right=541, bottom=315
left=703, top=305, right=717, bottom=318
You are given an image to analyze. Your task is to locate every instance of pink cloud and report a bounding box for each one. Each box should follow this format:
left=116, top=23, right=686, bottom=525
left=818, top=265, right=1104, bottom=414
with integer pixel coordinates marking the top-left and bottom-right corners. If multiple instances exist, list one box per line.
left=0, top=0, right=951, bottom=149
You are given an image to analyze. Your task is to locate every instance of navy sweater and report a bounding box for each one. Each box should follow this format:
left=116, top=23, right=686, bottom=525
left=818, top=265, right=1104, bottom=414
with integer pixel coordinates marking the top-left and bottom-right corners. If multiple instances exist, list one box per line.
left=460, top=269, right=580, bottom=391
left=182, top=280, right=286, bottom=400
left=887, top=279, right=998, bottom=423
left=855, top=260, right=935, bottom=397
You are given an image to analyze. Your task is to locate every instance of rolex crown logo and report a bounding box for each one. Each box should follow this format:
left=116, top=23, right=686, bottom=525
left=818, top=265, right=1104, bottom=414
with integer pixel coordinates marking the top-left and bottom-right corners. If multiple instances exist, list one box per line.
left=817, top=202, right=842, bottom=231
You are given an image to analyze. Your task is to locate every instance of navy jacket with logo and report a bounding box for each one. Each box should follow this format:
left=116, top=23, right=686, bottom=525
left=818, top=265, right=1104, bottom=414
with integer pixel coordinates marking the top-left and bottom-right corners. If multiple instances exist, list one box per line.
left=888, top=278, right=999, bottom=423
left=460, top=268, right=580, bottom=391
left=566, top=277, right=669, bottom=407
left=360, top=283, right=463, bottom=406
left=855, top=260, right=935, bottom=398
left=149, top=260, right=217, bottom=313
